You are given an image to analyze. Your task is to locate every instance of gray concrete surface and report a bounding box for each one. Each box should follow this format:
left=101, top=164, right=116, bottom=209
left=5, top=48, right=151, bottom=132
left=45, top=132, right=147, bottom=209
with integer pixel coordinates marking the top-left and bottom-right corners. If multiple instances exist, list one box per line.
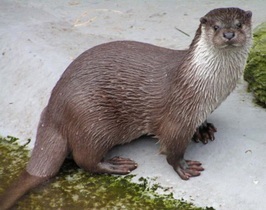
left=0, top=0, right=266, bottom=209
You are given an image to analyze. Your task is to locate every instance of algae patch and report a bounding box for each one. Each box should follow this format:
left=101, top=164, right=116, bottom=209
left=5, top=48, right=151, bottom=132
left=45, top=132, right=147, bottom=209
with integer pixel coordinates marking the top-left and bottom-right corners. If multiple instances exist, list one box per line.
left=244, top=22, right=266, bottom=108
left=0, top=136, right=214, bottom=210
left=0, top=136, right=29, bottom=190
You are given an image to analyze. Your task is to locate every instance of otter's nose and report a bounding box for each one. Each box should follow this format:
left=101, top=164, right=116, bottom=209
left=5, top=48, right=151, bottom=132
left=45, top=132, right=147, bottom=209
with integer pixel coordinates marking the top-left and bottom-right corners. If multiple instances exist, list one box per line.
left=223, top=32, right=235, bottom=40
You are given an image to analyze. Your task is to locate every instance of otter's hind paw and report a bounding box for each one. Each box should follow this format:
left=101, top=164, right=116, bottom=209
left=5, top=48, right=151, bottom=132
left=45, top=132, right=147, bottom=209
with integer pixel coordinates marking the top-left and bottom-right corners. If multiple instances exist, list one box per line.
left=98, top=156, right=138, bottom=175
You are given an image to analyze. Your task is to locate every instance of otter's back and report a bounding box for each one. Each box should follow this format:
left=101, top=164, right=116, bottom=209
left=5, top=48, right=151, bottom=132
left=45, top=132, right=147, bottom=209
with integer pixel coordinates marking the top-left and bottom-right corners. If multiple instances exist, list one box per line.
left=50, top=41, right=183, bottom=115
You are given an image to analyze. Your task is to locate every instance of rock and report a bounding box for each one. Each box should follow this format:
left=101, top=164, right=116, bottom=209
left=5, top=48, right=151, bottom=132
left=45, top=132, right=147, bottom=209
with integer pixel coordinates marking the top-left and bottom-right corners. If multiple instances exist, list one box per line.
left=244, top=22, right=266, bottom=107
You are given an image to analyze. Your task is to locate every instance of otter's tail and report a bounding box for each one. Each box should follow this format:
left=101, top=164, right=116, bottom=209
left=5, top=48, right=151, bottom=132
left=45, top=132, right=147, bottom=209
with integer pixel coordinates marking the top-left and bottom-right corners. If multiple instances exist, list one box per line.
left=0, top=170, right=47, bottom=210
left=0, top=123, right=68, bottom=209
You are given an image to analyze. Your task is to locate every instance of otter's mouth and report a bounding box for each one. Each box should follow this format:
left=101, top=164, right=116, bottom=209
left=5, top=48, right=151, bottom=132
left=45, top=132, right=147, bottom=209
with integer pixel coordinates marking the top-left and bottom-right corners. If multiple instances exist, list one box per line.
left=219, top=42, right=243, bottom=49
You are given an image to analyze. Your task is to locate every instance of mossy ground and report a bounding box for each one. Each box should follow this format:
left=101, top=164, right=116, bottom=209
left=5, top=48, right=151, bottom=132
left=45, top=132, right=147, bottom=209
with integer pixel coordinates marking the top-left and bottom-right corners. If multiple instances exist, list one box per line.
left=244, top=22, right=266, bottom=108
left=0, top=136, right=214, bottom=210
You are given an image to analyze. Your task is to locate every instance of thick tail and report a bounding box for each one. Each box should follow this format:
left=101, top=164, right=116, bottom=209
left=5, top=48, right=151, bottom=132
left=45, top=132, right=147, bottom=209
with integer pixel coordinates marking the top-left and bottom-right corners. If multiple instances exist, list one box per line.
left=0, top=120, right=69, bottom=209
left=0, top=170, right=47, bottom=210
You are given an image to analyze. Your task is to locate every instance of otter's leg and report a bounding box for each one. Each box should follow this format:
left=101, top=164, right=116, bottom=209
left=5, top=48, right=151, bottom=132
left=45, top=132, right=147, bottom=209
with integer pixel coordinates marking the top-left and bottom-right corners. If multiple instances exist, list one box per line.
left=159, top=126, right=204, bottom=180
left=73, top=144, right=137, bottom=175
left=75, top=155, right=138, bottom=175
left=192, top=120, right=217, bottom=144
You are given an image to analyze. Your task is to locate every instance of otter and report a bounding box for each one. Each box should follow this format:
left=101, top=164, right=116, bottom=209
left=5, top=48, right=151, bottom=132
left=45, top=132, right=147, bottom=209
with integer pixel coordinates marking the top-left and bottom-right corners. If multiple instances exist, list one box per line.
left=0, top=7, right=252, bottom=209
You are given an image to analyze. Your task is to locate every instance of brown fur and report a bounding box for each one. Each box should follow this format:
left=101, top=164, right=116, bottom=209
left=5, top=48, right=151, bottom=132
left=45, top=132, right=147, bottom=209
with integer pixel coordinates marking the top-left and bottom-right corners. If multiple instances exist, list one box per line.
left=0, top=7, right=252, bottom=209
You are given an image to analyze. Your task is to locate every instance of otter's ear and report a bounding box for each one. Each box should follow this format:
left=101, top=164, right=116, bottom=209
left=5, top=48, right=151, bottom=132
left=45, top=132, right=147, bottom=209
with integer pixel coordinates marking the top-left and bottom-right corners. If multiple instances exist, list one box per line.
left=245, top=10, right=252, bottom=19
left=200, top=17, right=208, bottom=24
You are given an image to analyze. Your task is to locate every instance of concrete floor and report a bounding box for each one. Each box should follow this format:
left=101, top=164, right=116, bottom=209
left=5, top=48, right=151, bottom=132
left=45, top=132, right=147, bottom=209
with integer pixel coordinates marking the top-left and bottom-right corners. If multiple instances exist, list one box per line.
left=0, top=0, right=266, bottom=209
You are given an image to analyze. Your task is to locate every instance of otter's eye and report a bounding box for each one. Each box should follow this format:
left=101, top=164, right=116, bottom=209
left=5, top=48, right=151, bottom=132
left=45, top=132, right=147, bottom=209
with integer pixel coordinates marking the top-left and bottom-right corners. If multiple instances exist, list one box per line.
left=236, top=23, right=242, bottom=29
left=213, top=25, right=220, bottom=31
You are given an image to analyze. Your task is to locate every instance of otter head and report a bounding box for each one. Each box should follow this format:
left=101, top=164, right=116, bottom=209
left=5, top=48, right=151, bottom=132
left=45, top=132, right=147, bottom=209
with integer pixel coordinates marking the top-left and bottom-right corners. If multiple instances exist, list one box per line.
left=199, top=8, right=252, bottom=49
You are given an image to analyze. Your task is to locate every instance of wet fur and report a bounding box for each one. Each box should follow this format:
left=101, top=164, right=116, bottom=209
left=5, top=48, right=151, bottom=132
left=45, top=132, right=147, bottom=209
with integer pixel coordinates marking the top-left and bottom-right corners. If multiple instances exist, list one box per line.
left=0, top=7, right=252, bottom=209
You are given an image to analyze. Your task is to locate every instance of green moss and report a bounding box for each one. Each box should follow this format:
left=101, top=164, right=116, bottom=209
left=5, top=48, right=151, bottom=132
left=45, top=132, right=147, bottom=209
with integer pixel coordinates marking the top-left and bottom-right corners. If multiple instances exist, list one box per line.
left=244, top=22, right=266, bottom=108
left=0, top=136, right=29, bottom=189
left=0, top=136, right=214, bottom=210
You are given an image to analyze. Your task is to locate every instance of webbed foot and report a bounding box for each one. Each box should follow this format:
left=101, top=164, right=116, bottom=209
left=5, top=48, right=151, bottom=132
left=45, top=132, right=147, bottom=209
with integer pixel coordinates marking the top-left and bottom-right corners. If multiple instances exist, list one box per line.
left=175, top=159, right=204, bottom=180
left=98, top=156, right=138, bottom=175
left=192, top=121, right=217, bottom=144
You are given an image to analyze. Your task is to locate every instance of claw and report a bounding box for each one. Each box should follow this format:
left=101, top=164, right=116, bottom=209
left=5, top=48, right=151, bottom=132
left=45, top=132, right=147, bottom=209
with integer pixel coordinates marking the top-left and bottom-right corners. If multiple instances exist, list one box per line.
left=193, top=121, right=217, bottom=144
left=175, top=159, right=204, bottom=180
left=98, top=156, right=138, bottom=175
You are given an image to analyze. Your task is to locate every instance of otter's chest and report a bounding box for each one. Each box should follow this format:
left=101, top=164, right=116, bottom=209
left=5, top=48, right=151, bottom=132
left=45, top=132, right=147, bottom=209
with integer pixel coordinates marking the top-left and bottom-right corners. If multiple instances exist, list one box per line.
left=189, top=46, right=248, bottom=120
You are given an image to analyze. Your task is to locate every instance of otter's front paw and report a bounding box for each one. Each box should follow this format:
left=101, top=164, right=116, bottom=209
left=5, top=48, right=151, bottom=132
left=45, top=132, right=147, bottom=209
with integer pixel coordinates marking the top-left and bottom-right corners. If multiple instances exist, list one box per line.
left=174, top=159, right=204, bottom=180
left=192, top=122, right=217, bottom=144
